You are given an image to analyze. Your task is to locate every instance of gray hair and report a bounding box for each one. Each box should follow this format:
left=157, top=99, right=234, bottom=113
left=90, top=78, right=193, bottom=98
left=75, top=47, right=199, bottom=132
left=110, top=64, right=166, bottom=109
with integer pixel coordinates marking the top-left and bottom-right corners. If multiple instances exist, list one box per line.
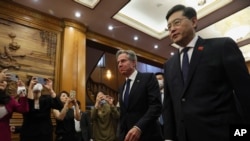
left=116, top=49, right=137, bottom=62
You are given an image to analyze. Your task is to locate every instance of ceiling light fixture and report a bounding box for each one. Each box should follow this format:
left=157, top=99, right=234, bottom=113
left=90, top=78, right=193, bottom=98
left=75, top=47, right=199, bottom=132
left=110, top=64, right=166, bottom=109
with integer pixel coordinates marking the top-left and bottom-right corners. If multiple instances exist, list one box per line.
left=197, top=0, right=206, bottom=6
left=108, top=25, right=114, bottom=31
left=73, top=0, right=100, bottom=9
left=133, top=36, right=138, bottom=41
left=75, top=12, right=81, bottom=18
left=154, top=45, right=158, bottom=49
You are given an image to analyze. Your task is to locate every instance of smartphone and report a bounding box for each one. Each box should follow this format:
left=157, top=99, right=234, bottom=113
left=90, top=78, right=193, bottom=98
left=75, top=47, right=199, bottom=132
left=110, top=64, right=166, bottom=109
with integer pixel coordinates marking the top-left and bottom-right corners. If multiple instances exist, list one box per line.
left=9, top=74, right=19, bottom=82
left=70, top=90, right=76, bottom=99
left=37, top=77, right=45, bottom=84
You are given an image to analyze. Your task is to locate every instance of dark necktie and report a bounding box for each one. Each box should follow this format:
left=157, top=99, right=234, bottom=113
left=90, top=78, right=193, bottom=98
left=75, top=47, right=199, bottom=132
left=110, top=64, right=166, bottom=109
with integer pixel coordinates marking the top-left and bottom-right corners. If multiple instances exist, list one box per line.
left=182, top=47, right=190, bottom=84
left=124, top=79, right=131, bottom=108
left=159, top=92, right=164, bottom=125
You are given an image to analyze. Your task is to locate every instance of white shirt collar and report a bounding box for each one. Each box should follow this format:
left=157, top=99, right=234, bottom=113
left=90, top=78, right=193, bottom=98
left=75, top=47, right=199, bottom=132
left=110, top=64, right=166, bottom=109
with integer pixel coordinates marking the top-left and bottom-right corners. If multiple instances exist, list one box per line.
left=179, top=34, right=198, bottom=52
left=127, top=70, right=138, bottom=81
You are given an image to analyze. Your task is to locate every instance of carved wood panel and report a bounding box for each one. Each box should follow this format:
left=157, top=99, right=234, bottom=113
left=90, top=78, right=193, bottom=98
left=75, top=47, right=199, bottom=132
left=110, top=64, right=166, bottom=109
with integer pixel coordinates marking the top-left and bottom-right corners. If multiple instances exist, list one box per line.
left=0, top=18, right=58, bottom=82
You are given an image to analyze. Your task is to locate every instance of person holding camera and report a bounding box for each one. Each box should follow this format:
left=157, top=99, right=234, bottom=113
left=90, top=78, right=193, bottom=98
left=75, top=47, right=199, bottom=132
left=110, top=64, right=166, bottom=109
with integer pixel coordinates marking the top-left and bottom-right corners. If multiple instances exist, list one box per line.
left=0, top=69, right=29, bottom=141
left=53, top=90, right=81, bottom=141
left=91, top=91, right=120, bottom=141
left=19, top=76, right=60, bottom=141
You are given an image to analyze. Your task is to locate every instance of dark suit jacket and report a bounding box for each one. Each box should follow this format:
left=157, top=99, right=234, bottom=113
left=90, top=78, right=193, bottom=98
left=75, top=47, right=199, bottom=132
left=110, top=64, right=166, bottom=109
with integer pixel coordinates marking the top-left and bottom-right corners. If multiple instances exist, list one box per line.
left=78, top=111, right=92, bottom=141
left=118, top=72, right=163, bottom=141
left=163, top=37, right=250, bottom=141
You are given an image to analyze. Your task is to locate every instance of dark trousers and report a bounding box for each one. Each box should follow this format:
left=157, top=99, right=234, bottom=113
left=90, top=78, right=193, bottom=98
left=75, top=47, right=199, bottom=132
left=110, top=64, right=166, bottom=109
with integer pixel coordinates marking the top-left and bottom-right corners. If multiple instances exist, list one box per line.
left=56, top=134, right=77, bottom=141
left=20, top=134, right=53, bottom=141
left=75, top=132, right=83, bottom=141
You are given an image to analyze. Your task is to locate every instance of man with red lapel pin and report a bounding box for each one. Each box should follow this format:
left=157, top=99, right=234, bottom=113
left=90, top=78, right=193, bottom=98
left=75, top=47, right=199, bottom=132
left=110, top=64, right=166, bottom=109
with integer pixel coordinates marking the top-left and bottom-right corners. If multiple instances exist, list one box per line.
left=162, top=4, right=250, bottom=141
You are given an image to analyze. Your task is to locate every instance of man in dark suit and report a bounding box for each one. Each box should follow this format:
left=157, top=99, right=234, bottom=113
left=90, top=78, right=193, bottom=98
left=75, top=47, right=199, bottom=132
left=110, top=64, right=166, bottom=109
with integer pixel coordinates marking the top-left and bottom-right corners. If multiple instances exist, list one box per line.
left=116, top=49, right=163, bottom=141
left=163, top=4, right=250, bottom=141
left=155, top=72, right=165, bottom=133
left=75, top=101, right=92, bottom=141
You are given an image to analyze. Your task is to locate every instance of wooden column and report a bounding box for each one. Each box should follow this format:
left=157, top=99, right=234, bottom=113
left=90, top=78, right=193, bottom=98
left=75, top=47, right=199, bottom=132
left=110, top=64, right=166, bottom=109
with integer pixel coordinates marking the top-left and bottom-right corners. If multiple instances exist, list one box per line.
left=60, top=20, right=87, bottom=110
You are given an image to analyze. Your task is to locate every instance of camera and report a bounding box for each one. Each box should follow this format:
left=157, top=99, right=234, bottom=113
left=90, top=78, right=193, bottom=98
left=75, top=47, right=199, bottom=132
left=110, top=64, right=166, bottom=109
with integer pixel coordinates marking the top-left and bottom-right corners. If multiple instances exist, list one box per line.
left=100, top=99, right=106, bottom=105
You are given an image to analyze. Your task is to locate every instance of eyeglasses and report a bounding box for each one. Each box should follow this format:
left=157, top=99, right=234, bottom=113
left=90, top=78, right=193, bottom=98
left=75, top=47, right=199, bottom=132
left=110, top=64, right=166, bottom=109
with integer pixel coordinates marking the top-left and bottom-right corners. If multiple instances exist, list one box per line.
left=166, top=18, right=188, bottom=31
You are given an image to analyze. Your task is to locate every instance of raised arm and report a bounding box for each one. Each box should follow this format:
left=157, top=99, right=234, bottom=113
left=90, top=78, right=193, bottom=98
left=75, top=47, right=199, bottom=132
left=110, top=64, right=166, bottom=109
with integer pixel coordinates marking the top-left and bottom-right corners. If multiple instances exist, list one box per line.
left=52, top=98, right=71, bottom=120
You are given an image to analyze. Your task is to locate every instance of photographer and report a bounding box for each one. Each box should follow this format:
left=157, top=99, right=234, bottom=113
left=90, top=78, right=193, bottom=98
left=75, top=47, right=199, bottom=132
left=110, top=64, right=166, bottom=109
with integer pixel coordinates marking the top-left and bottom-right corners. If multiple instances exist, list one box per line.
left=52, top=91, right=81, bottom=141
left=91, top=91, right=120, bottom=141
left=20, top=76, right=60, bottom=141
left=0, top=69, right=28, bottom=141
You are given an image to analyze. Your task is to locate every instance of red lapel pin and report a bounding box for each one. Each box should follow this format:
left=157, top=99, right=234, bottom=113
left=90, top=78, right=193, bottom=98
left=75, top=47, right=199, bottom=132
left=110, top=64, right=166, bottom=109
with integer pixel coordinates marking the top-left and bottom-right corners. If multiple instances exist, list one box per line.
left=198, top=46, right=204, bottom=51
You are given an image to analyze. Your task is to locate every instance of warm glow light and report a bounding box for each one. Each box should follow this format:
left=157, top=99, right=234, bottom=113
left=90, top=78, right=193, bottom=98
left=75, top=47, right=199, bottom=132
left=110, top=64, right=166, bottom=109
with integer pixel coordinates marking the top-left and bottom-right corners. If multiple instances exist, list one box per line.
left=106, top=70, right=112, bottom=79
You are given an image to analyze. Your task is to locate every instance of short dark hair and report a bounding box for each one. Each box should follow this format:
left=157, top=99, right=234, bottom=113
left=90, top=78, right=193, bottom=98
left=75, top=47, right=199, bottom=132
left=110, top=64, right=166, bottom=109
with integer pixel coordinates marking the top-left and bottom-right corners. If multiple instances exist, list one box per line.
left=58, top=90, right=69, bottom=98
left=155, top=72, right=164, bottom=76
left=166, top=4, right=197, bottom=20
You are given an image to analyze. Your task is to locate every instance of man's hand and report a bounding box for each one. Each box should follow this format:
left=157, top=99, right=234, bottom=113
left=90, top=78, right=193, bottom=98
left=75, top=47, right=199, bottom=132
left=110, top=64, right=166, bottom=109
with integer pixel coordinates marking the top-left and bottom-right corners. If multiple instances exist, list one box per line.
left=125, top=126, right=141, bottom=141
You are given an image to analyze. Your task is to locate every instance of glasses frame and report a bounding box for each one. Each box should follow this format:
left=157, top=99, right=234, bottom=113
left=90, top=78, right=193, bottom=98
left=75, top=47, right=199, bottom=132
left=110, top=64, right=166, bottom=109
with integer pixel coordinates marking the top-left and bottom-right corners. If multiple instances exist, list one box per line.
left=166, top=18, right=189, bottom=31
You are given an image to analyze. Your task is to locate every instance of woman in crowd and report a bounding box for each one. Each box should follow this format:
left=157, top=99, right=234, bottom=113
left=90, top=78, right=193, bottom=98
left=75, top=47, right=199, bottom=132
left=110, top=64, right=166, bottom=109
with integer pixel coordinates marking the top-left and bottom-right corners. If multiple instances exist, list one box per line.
left=0, top=69, right=29, bottom=141
left=20, top=76, right=60, bottom=141
left=53, top=91, right=81, bottom=141
left=91, top=91, right=120, bottom=141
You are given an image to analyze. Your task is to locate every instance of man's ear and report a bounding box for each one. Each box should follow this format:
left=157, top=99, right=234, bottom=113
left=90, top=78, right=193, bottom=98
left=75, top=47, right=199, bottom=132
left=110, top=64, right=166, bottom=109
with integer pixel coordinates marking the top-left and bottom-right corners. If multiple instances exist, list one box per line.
left=132, top=60, right=137, bottom=68
left=191, top=17, right=198, bottom=29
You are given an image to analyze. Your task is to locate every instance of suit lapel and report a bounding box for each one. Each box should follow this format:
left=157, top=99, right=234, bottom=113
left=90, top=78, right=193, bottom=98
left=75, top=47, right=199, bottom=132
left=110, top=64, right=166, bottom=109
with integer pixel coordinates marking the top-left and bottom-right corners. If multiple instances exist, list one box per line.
left=129, top=73, right=141, bottom=97
left=182, top=37, right=205, bottom=96
left=119, top=82, right=126, bottom=110
left=127, top=73, right=141, bottom=109
left=171, top=52, right=186, bottom=98
left=174, top=51, right=183, bottom=85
